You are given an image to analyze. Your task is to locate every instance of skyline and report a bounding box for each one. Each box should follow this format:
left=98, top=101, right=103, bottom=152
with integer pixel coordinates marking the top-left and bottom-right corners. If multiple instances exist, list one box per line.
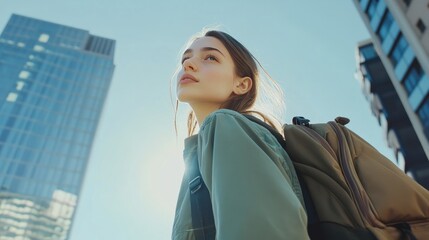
left=0, top=1, right=399, bottom=239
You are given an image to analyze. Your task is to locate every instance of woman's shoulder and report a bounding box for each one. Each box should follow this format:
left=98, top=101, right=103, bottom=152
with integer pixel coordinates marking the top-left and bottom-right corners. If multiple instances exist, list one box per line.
left=200, top=109, right=253, bottom=130
left=199, top=109, right=276, bottom=143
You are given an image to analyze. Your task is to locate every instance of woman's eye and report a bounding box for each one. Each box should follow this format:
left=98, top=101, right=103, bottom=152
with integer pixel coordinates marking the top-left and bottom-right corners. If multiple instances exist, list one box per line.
left=205, top=55, right=217, bottom=62
left=181, top=57, right=189, bottom=64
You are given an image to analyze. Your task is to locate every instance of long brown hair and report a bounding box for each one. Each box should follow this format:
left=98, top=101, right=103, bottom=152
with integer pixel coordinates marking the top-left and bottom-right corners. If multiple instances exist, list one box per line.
left=173, top=29, right=286, bottom=138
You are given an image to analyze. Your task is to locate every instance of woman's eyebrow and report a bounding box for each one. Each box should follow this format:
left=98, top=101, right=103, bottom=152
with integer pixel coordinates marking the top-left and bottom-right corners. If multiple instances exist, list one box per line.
left=183, top=47, right=225, bottom=57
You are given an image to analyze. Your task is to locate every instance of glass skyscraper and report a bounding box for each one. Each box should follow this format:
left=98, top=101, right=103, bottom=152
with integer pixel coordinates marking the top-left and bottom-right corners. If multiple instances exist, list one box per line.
left=0, top=14, right=115, bottom=239
left=353, top=0, right=429, bottom=187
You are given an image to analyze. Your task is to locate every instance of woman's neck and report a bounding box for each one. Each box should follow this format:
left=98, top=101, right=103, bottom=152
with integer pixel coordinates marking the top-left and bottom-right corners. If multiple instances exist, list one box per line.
left=190, top=102, right=222, bottom=127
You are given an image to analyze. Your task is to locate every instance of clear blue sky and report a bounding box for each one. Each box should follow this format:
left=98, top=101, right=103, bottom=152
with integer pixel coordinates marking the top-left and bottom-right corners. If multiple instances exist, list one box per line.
left=0, top=1, right=395, bottom=239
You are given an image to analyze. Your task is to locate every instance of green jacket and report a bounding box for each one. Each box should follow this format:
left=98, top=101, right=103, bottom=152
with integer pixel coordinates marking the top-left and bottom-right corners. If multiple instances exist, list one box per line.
left=172, top=109, right=309, bottom=240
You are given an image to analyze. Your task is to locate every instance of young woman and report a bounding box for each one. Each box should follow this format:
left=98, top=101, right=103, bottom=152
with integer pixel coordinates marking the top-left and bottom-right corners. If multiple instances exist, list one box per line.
left=172, top=29, right=309, bottom=240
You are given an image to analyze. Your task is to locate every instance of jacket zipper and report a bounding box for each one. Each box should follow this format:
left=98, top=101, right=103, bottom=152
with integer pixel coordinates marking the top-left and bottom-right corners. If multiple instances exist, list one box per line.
left=328, top=122, right=383, bottom=228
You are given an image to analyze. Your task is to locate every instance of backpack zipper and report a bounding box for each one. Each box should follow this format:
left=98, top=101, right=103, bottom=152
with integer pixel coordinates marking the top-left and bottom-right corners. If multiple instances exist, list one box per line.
left=296, top=125, right=337, bottom=160
left=328, top=122, right=383, bottom=228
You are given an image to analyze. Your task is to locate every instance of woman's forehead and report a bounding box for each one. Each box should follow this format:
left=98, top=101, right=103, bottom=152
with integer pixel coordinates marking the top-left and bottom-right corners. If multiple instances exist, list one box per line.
left=186, top=36, right=228, bottom=55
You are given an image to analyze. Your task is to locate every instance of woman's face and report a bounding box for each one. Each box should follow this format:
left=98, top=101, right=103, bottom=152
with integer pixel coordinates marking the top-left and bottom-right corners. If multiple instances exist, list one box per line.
left=176, top=36, right=237, bottom=106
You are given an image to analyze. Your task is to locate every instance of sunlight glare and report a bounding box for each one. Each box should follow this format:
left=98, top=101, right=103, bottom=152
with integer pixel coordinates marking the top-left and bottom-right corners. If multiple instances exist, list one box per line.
left=139, top=139, right=185, bottom=220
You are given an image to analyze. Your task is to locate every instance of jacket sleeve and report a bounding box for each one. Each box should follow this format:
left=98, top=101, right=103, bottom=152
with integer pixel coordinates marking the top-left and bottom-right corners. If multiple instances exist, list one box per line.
left=197, top=111, right=309, bottom=240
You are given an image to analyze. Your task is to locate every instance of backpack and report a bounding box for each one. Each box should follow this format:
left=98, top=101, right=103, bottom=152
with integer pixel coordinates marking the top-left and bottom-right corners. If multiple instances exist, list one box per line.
left=188, top=115, right=429, bottom=240
left=283, top=116, right=429, bottom=240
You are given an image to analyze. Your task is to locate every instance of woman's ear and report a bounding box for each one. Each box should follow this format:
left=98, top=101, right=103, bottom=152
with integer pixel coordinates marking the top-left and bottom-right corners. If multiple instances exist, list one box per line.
left=233, top=77, right=252, bottom=95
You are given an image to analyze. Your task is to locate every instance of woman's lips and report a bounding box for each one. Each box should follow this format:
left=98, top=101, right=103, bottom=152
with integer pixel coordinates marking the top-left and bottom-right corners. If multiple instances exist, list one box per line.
left=179, top=73, right=198, bottom=84
left=180, top=78, right=197, bottom=84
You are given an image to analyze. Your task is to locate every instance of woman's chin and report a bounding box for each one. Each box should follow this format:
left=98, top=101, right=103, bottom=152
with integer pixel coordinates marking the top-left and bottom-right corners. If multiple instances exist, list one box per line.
left=177, top=94, right=193, bottom=103
left=177, top=91, right=201, bottom=103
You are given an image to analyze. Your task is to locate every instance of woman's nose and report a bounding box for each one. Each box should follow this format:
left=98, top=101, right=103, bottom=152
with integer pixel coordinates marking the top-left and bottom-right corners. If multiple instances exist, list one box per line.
left=183, top=58, right=197, bottom=71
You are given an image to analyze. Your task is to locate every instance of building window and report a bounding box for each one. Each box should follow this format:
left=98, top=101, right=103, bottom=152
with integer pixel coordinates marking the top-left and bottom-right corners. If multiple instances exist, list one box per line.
left=389, top=34, right=409, bottom=66
left=6, top=92, right=18, bottom=102
left=19, top=70, right=30, bottom=79
left=33, top=45, right=44, bottom=52
left=416, top=19, right=426, bottom=34
left=366, top=0, right=380, bottom=20
left=360, top=44, right=378, bottom=61
left=403, top=60, right=424, bottom=94
left=38, top=33, right=49, bottom=43
left=377, top=11, right=394, bottom=42
left=16, top=81, right=25, bottom=91
left=418, top=97, right=429, bottom=139
left=402, top=0, right=411, bottom=7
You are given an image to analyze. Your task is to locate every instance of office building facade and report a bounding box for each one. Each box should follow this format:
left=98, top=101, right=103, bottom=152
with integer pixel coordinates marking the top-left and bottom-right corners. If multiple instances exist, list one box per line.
left=0, top=14, right=115, bottom=239
left=353, top=0, right=429, bottom=187
left=356, top=41, right=428, bottom=188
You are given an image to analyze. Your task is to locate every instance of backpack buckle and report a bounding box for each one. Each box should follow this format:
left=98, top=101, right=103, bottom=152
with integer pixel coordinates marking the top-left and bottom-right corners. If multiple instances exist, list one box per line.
left=189, top=176, right=203, bottom=194
left=293, top=116, right=310, bottom=127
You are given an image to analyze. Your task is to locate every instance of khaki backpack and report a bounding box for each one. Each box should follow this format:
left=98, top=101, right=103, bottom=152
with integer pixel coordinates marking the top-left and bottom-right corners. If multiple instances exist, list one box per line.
left=284, top=116, right=429, bottom=240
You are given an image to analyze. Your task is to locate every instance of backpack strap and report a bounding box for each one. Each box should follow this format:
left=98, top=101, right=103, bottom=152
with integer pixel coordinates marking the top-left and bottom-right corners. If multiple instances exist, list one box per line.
left=243, top=114, right=286, bottom=148
left=393, top=223, right=418, bottom=240
left=242, top=114, right=321, bottom=234
left=188, top=153, right=216, bottom=240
